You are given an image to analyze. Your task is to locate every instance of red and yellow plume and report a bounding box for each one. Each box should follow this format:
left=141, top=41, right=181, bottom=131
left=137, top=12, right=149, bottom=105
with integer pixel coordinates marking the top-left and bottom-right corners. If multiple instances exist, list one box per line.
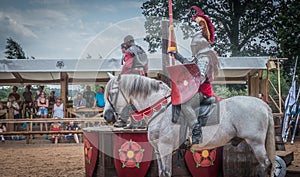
left=190, top=6, right=215, bottom=44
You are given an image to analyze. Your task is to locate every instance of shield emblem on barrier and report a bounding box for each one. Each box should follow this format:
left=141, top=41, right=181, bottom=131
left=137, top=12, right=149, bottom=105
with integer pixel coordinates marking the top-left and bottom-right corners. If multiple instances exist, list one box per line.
left=167, top=63, right=201, bottom=105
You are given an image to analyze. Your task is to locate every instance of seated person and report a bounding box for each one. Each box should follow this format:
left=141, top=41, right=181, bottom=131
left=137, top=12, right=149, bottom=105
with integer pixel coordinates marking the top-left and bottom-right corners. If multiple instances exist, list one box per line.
left=0, top=123, right=6, bottom=142
left=50, top=117, right=62, bottom=144
left=65, top=121, right=80, bottom=144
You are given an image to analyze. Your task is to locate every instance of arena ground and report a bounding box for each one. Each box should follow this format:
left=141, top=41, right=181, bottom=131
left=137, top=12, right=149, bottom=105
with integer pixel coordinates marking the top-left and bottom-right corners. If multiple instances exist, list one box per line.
left=0, top=136, right=299, bottom=177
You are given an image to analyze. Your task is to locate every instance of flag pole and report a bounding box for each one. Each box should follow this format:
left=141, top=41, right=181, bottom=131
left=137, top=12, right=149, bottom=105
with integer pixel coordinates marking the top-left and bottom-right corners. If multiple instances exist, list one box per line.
left=282, top=57, right=298, bottom=141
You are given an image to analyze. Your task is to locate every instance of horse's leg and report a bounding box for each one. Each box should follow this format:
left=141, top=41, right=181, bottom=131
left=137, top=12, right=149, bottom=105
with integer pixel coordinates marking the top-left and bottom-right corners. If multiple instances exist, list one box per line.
left=158, top=144, right=173, bottom=177
left=154, top=150, right=164, bottom=177
left=246, top=140, right=272, bottom=177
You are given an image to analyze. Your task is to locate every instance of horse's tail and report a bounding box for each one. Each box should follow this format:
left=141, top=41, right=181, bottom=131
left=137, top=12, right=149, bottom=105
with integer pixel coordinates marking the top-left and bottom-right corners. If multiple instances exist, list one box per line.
left=266, top=106, right=275, bottom=175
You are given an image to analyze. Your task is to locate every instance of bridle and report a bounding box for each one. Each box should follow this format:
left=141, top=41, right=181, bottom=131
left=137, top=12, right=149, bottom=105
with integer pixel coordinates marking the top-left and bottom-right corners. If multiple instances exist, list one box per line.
left=106, top=79, right=137, bottom=119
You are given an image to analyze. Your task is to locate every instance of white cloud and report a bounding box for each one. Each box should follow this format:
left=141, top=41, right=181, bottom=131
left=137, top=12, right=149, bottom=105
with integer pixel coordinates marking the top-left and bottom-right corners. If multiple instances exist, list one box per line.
left=119, top=1, right=143, bottom=8
left=0, top=13, right=38, bottom=39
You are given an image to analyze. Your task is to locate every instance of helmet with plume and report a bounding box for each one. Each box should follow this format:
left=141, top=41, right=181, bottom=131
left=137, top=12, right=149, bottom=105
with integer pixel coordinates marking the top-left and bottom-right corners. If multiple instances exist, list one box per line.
left=190, top=6, right=215, bottom=44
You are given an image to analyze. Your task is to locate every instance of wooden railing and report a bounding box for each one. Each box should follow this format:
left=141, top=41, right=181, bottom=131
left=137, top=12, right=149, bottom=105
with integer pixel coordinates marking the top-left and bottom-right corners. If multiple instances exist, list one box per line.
left=0, top=117, right=105, bottom=144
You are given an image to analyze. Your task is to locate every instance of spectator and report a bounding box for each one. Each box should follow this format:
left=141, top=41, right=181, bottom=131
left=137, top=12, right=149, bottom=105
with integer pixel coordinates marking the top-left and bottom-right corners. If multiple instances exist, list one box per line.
left=93, top=86, right=105, bottom=108
left=50, top=117, right=62, bottom=144
left=22, top=85, right=33, bottom=118
left=7, top=95, right=20, bottom=140
left=83, top=86, right=95, bottom=108
left=0, top=102, right=5, bottom=119
left=65, top=121, right=80, bottom=144
left=258, top=93, right=267, bottom=103
left=35, top=86, right=44, bottom=101
left=73, top=93, right=86, bottom=110
left=37, top=91, right=49, bottom=132
left=48, top=91, right=57, bottom=117
left=0, top=123, right=6, bottom=142
left=48, top=91, right=57, bottom=106
left=52, top=97, right=64, bottom=119
left=8, top=86, right=21, bottom=104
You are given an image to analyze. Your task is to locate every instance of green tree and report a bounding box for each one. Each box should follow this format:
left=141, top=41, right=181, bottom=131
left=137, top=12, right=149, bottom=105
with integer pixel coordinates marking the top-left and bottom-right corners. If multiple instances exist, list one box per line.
left=4, top=37, right=26, bottom=59
left=272, top=0, right=300, bottom=78
left=142, top=0, right=284, bottom=56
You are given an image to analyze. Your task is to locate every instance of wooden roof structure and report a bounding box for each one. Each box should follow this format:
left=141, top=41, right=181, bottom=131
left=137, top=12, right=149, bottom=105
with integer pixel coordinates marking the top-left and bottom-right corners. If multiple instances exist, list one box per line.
left=0, top=56, right=270, bottom=85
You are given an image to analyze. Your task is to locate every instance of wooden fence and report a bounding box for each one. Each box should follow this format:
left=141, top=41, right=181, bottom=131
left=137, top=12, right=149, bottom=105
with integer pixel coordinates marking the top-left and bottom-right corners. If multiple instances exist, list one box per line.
left=0, top=117, right=105, bottom=144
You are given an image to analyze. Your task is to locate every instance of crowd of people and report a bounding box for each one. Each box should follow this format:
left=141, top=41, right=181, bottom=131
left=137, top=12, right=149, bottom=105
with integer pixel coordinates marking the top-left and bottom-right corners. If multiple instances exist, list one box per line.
left=0, top=84, right=105, bottom=143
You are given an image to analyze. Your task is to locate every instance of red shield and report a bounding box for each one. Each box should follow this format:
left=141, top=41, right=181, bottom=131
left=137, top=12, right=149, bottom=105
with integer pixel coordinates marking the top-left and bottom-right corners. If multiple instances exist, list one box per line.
left=167, top=63, right=201, bottom=105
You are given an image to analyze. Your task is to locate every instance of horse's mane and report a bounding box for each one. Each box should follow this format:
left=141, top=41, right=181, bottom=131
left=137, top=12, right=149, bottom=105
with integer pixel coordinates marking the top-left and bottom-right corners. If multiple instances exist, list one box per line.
left=119, top=75, right=168, bottom=99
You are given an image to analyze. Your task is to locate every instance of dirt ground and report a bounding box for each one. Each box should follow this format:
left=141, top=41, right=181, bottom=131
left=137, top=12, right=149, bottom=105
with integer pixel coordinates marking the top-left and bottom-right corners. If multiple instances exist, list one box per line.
left=0, top=140, right=85, bottom=177
left=0, top=137, right=299, bottom=177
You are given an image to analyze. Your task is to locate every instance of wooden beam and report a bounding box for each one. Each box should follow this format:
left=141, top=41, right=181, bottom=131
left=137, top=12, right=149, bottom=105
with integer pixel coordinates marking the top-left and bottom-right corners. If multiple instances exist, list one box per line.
left=12, top=72, right=24, bottom=83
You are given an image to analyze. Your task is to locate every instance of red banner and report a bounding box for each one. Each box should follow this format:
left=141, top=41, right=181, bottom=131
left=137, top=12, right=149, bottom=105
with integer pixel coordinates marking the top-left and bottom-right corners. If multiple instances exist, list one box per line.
left=114, top=133, right=153, bottom=177
left=185, top=147, right=223, bottom=177
left=83, top=132, right=99, bottom=177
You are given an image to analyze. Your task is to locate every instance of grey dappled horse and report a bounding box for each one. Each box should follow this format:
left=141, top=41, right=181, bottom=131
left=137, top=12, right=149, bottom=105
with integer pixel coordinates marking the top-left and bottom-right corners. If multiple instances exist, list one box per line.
left=103, top=74, right=275, bottom=177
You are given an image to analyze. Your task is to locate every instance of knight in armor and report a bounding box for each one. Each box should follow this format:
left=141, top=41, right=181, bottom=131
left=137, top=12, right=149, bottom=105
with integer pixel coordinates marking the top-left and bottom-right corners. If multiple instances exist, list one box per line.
left=172, top=6, right=219, bottom=145
left=115, top=35, right=149, bottom=128
left=120, top=35, right=148, bottom=76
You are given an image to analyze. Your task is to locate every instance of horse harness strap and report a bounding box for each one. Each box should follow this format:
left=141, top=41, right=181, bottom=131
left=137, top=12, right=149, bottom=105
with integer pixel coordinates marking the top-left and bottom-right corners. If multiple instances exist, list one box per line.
left=130, top=96, right=170, bottom=122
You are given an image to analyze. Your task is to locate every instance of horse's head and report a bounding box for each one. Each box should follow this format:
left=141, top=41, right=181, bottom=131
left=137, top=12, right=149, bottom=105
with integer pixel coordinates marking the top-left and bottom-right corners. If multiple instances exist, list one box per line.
left=103, top=73, right=172, bottom=124
left=103, top=73, right=128, bottom=123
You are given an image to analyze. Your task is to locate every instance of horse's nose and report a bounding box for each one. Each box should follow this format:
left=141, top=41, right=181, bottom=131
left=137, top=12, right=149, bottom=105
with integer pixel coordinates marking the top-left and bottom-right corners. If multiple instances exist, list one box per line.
left=104, top=109, right=116, bottom=124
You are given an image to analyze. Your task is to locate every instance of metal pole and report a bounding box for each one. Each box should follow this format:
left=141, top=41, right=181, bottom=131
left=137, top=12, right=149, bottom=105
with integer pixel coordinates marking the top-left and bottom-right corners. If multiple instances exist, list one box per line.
left=277, top=59, right=282, bottom=113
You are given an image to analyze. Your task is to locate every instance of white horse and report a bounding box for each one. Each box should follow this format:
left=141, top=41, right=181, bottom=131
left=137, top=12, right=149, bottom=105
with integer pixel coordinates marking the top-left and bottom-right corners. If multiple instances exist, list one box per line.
left=103, top=74, right=275, bottom=177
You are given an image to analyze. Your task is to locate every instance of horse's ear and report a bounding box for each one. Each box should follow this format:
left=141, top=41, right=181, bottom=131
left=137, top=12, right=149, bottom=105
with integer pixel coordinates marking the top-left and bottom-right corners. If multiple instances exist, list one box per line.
left=107, top=72, right=115, bottom=79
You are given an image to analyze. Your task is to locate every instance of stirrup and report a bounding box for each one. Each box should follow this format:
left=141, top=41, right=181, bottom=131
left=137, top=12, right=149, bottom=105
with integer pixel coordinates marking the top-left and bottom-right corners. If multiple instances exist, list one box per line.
left=184, top=137, right=193, bottom=148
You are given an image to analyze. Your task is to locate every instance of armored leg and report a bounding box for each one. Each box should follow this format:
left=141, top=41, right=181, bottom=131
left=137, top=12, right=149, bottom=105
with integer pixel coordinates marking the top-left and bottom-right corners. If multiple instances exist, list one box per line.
left=191, top=118, right=203, bottom=144
left=172, top=104, right=181, bottom=123
left=191, top=96, right=216, bottom=145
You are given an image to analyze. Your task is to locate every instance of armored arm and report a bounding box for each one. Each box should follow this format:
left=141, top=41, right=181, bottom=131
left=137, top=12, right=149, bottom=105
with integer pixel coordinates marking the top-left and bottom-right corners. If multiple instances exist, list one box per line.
left=197, top=55, right=210, bottom=84
left=174, top=53, right=191, bottom=64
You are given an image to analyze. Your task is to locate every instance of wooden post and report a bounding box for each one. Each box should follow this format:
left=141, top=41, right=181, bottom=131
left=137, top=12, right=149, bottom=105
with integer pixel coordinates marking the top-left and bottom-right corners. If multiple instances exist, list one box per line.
left=161, top=20, right=170, bottom=86
left=7, top=107, right=14, bottom=132
left=60, top=72, right=69, bottom=117
left=247, top=74, right=252, bottom=96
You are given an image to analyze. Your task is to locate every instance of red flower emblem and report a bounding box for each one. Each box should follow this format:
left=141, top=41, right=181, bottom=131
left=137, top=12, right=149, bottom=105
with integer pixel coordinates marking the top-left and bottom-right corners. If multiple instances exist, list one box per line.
left=191, top=148, right=217, bottom=167
left=118, top=139, right=144, bottom=168
left=84, top=139, right=93, bottom=165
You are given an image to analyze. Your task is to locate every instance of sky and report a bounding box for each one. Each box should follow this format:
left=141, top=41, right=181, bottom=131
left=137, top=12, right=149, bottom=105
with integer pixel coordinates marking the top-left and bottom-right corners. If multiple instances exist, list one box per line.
left=0, top=0, right=152, bottom=59
left=0, top=0, right=191, bottom=60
